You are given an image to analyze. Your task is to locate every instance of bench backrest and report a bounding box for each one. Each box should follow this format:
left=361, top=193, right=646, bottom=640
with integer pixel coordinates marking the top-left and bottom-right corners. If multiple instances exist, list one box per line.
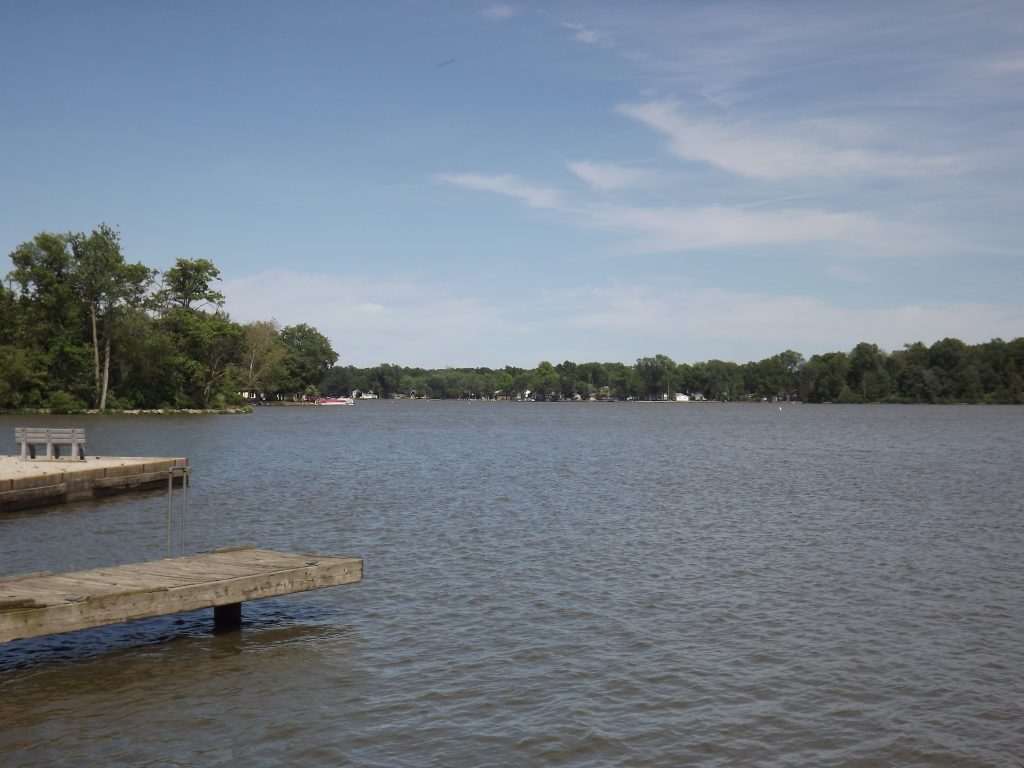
left=15, top=427, right=86, bottom=443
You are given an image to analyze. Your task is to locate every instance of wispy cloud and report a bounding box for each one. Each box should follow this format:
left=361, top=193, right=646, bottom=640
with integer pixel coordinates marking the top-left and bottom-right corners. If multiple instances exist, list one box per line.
left=438, top=170, right=932, bottom=256
left=481, top=4, right=519, bottom=21
left=566, top=160, right=655, bottom=190
left=556, top=282, right=1023, bottom=360
left=224, top=270, right=1023, bottom=368
left=585, top=202, right=929, bottom=253
left=563, top=21, right=604, bottom=45
left=224, top=270, right=504, bottom=367
left=616, top=100, right=960, bottom=180
left=436, top=172, right=565, bottom=209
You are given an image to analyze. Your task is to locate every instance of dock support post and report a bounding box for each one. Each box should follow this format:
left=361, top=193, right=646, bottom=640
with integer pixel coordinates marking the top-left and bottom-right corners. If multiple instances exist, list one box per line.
left=214, top=602, right=242, bottom=631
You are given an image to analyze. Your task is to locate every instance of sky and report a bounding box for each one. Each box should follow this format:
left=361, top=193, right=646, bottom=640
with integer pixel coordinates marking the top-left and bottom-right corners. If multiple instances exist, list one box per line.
left=2, top=1, right=1022, bottom=368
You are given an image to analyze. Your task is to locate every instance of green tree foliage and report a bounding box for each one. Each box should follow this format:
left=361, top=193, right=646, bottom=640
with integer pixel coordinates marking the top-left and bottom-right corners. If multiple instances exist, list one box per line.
left=0, top=346, right=44, bottom=410
left=153, top=258, right=225, bottom=311
left=6, top=231, right=92, bottom=405
left=2, top=228, right=337, bottom=410
left=278, top=324, right=339, bottom=394
left=232, top=321, right=288, bottom=397
left=69, top=224, right=155, bottom=408
left=529, top=361, right=561, bottom=400
left=0, top=282, right=16, bottom=346
left=635, top=354, right=676, bottom=400
left=800, top=352, right=851, bottom=402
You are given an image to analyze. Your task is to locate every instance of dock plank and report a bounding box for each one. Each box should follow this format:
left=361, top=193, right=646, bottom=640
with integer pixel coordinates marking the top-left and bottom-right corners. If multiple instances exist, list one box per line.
left=0, top=549, right=362, bottom=643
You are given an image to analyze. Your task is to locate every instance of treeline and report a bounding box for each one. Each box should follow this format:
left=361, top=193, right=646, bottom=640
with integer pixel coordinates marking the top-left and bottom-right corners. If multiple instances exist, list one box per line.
left=4, top=226, right=1022, bottom=411
left=322, top=339, right=1024, bottom=404
left=1, top=225, right=338, bottom=411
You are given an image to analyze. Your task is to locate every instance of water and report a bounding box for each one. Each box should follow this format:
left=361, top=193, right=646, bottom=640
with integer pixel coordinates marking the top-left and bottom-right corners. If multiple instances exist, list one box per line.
left=1, top=403, right=1022, bottom=766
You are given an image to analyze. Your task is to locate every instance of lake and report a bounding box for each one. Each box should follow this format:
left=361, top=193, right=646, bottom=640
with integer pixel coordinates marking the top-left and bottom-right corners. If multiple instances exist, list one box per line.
left=1, top=403, right=1022, bottom=766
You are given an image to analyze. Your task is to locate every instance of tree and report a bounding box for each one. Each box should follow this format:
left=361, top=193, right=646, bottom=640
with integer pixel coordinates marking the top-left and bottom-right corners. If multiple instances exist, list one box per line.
left=234, top=320, right=287, bottom=397
left=577, top=362, right=609, bottom=394
left=279, top=324, right=338, bottom=395
left=106, top=309, right=179, bottom=408
left=0, top=282, right=15, bottom=346
left=847, top=342, right=889, bottom=402
left=607, top=362, right=641, bottom=399
left=69, top=224, right=155, bottom=409
left=529, top=361, right=561, bottom=400
left=704, top=359, right=742, bottom=401
left=6, top=231, right=91, bottom=404
left=800, top=352, right=850, bottom=402
left=635, top=354, right=676, bottom=400
left=154, top=258, right=225, bottom=311
left=493, top=370, right=515, bottom=398
left=368, top=363, right=403, bottom=398
left=0, top=346, right=44, bottom=409
left=157, top=307, right=243, bottom=408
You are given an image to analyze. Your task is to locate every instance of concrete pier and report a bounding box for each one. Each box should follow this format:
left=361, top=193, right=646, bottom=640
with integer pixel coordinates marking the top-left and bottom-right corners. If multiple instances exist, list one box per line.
left=0, top=455, right=189, bottom=513
left=0, top=547, right=363, bottom=643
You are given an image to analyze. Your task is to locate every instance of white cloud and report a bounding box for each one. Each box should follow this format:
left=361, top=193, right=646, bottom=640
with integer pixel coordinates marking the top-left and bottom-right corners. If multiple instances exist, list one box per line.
left=563, top=22, right=604, bottom=45
left=616, top=99, right=959, bottom=180
left=978, top=55, right=1024, bottom=75
left=223, top=270, right=504, bottom=367
left=589, top=202, right=938, bottom=256
left=566, top=160, right=655, bottom=190
left=555, top=282, right=1024, bottom=361
left=590, top=204, right=877, bottom=251
left=437, top=169, right=935, bottom=256
left=436, top=172, right=565, bottom=209
left=223, top=269, right=1022, bottom=369
left=481, top=4, right=519, bottom=21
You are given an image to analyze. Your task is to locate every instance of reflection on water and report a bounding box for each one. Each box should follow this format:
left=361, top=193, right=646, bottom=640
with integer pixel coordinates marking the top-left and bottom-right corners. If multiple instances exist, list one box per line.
left=1, top=404, right=1022, bottom=766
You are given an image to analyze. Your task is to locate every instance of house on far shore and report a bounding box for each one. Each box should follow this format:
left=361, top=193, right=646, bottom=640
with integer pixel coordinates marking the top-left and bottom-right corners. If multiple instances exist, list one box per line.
left=673, top=392, right=690, bottom=402
left=352, top=389, right=378, bottom=400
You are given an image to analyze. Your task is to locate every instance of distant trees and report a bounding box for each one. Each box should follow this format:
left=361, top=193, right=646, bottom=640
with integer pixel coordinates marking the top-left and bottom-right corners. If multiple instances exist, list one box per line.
left=792, top=338, right=1024, bottom=404
left=636, top=354, right=676, bottom=400
left=308, top=338, right=1022, bottom=404
left=529, top=361, right=561, bottom=400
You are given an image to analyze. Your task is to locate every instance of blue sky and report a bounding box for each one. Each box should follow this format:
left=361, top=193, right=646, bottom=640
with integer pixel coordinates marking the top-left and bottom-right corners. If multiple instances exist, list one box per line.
left=2, top=1, right=1022, bottom=368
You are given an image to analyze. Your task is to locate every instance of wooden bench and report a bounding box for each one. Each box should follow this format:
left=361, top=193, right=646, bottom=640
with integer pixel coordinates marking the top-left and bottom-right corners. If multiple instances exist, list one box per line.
left=15, top=427, right=87, bottom=460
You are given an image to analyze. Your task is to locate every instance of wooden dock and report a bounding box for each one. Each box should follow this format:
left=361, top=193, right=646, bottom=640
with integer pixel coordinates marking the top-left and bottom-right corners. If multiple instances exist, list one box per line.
left=0, top=547, right=363, bottom=643
left=0, top=455, right=189, bottom=513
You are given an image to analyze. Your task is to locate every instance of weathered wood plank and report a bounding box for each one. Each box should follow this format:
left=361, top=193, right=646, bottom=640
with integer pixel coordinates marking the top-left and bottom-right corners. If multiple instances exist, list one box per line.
left=204, top=550, right=318, bottom=567
left=0, top=549, right=362, bottom=643
left=0, top=571, right=55, bottom=585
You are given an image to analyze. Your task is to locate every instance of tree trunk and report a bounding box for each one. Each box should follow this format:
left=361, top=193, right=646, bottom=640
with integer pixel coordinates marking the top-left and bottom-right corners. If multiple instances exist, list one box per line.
left=91, top=302, right=101, bottom=408
left=99, top=336, right=111, bottom=410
